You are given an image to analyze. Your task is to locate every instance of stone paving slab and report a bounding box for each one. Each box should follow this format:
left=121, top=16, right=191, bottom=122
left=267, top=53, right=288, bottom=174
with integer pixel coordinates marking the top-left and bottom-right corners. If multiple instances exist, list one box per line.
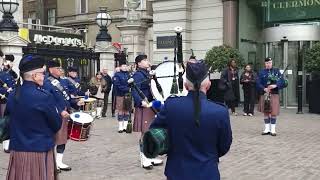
left=1, top=108, right=319, bottom=180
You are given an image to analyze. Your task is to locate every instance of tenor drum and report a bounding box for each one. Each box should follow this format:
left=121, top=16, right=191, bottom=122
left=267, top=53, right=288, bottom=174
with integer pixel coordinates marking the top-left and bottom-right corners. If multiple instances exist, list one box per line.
left=68, top=112, right=94, bottom=141
left=150, top=61, right=188, bottom=102
left=81, top=97, right=97, bottom=118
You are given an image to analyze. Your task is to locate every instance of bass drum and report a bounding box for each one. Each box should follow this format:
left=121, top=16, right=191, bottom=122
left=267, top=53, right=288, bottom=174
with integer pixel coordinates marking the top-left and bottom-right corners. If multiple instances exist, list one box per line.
left=151, top=61, right=188, bottom=102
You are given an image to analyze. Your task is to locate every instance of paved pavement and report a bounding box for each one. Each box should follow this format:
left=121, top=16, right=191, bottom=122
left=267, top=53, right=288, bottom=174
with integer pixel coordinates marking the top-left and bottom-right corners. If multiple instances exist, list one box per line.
left=1, top=108, right=320, bottom=180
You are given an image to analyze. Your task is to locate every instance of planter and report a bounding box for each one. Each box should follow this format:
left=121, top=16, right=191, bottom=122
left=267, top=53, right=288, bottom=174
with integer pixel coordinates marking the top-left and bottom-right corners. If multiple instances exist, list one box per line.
left=309, top=71, right=320, bottom=114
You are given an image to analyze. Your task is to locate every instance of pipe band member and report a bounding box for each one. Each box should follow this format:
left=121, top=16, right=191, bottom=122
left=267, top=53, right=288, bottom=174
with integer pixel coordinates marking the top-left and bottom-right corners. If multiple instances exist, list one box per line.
left=113, top=57, right=131, bottom=133
left=6, top=55, right=61, bottom=180
left=43, top=59, right=84, bottom=172
left=256, top=57, right=286, bottom=136
left=132, top=54, right=163, bottom=169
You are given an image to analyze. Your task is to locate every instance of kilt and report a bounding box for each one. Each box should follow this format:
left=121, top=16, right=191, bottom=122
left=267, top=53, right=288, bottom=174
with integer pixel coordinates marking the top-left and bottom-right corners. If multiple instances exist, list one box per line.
left=133, top=107, right=155, bottom=133
left=6, top=149, right=56, bottom=180
left=55, top=117, right=69, bottom=145
left=258, top=94, right=280, bottom=116
left=116, top=96, right=124, bottom=111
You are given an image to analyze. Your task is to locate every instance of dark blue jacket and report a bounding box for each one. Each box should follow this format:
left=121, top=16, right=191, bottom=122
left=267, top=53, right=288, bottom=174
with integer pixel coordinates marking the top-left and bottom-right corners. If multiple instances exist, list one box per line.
left=0, top=70, right=16, bottom=103
left=63, top=77, right=85, bottom=96
left=113, top=71, right=130, bottom=96
left=43, top=75, right=78, bottom=113
left=150, top=91, right=232, bottom=180
left=132, top=68, right=153, bottom=107
left=256, top=68, right=285, bottom=94
left=7, top=81, right=61, bottom=152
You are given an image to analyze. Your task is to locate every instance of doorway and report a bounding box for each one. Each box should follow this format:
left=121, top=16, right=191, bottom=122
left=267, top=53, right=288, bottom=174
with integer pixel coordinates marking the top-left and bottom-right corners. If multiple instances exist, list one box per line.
left=263, top=24, right=320, bottom=107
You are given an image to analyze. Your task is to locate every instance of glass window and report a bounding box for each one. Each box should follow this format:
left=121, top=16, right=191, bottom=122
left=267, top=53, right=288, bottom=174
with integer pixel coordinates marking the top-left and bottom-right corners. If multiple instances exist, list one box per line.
left=48, top=9, right=56, bottom=25
left=80, top=0, right=87, bottom=14
left=28, top=11, right=36, bottom=20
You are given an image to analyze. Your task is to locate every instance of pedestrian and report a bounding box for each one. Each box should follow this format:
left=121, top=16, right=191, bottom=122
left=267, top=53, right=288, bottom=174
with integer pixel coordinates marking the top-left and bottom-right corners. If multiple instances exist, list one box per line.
left=148, top=59, right=232, bottom=180
left=256, top=57, right=286, bottom=136
left=240, top=64, right=257, bottom=116
left=219, top=58, right=240, bottom=115
left=132, top=55, right=163, bottom=169
left=6, top=55, right=61, bottom=180
left=43, top=59, right=84, bottom=172
left=89, top=71, right=107, bottom=118
left=101, top=68, right=112, bottom=117
left=113, top=58, right=131, bottom=133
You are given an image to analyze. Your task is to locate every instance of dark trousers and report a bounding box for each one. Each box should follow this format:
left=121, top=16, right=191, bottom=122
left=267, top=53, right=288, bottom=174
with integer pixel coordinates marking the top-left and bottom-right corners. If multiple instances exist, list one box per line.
left=111, top=90, right=116, bottom=116
left=243, top=86, right=255, bottom=114
left=102, top=92, right=110, bottom=116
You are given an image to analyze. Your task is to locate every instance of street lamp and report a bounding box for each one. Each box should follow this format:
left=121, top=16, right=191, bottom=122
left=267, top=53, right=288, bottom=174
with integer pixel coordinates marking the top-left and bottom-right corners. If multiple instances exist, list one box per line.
left=96, top=7, right=112, bottom=42
left=0, top=0, right=19, bottom=32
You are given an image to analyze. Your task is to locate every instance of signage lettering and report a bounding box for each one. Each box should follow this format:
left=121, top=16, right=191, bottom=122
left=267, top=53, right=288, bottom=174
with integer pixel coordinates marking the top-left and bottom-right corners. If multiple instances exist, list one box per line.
left=33, top=34, right=83, bottom=46
left=262, top=0, right=320, bottom=9
left=157, top=36, right=176, bottom=49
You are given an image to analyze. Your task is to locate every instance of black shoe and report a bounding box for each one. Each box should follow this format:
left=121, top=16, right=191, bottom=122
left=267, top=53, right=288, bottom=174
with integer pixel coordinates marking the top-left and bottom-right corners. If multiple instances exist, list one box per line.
left=261, top=132, right=270, bottom=135
left=56, top=168, right=61, bottom=174
left=102, top=114, right=106, bottom=117
left=4, top=149, right=9, bottom=153
left=270, top=133, right=277, bottom=136
left=118, top=130, right=123, bottom=133
left=112, top=114, right=115, bottom=117
left=142, top=165, right=153, bottom=170
left=59, top=166, right=72, bottom=171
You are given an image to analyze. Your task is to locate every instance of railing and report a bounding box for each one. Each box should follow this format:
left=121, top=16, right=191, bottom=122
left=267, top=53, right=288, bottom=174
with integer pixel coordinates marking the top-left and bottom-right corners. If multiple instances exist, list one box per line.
left=18, top=22, right=78, bottom=34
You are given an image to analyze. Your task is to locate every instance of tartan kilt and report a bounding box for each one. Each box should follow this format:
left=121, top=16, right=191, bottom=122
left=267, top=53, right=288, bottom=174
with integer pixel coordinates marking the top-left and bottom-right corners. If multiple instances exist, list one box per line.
left=258, top=94, right=280, bottom=116
left=55, top=117, right=69, bottom=145
left=6, top=149, right=56, bottom=180
left=133, top=107, right=155, bottom=133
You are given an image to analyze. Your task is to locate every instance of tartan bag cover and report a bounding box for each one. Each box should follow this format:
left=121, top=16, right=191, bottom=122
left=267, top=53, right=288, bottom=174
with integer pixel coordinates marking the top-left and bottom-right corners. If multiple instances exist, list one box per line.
left=143, top=128, right=169, bottom=158
left=0, top=116, right=9, bottom=143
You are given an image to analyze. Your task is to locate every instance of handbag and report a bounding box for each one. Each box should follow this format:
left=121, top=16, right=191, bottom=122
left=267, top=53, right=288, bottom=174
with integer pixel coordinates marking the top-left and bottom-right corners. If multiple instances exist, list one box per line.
left=89, top=85, right=98, bottom=95
left=0, top=116, right=10, bottom=143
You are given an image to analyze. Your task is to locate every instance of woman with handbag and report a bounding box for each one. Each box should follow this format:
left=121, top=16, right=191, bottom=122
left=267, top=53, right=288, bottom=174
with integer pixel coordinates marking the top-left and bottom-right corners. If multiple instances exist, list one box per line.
left=113, top=59, right=131, bottom=133
left=89, top=72, right=107, bottom=118
left=220, top=59, right=240, bottom=115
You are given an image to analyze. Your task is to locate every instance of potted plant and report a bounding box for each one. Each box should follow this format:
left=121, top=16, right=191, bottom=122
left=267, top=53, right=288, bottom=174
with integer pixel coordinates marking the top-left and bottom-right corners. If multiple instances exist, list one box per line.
left=205, top=45, right=245, bottom=102
left=304, top=42, right=320, bottom=114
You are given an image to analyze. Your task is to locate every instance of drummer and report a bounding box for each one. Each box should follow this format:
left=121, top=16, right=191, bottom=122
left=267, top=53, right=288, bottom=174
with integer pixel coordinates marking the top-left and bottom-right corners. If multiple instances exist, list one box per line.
left=113, top=56, right=131, bottom=133
left=66, top=66, right=86, bottom=97
left=43, top=59, right=84, bottom=172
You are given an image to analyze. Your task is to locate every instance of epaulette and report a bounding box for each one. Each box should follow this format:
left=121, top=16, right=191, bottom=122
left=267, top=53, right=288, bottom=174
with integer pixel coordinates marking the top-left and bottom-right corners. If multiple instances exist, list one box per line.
left=208, top=99, right=227, bottom=108
left=37, top=87, right=50, bottom=96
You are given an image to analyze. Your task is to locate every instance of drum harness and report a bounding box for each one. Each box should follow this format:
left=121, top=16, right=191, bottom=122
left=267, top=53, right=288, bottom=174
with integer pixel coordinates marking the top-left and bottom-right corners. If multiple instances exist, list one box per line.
left=48, top=76, right=70, bottom=101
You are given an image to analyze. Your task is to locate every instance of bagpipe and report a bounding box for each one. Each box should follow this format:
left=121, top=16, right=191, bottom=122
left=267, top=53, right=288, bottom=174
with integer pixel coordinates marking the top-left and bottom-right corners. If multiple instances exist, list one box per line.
left=149, top=26, right=188, bottom=103
left=264, top=64, right=290, bottom=113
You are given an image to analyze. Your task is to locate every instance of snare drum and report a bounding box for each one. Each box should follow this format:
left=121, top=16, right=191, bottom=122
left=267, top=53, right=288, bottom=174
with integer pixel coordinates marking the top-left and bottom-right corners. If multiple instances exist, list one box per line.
left=68, top=112, right=94, bottom=141
left=81, top=97, right=97, bottom=118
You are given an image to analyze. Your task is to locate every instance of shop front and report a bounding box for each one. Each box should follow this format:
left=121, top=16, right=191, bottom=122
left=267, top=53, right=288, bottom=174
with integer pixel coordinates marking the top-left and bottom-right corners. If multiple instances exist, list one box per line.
left=22, top=29, right=100, bottom=85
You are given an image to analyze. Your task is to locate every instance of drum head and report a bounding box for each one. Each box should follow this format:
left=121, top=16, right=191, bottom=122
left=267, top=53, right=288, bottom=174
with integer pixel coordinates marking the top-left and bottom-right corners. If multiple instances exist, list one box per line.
left=70, top=112, right=94, bottom=124
left=151, top=61, right=188, bottom=102
left=81, top=97, right=96, bottom=102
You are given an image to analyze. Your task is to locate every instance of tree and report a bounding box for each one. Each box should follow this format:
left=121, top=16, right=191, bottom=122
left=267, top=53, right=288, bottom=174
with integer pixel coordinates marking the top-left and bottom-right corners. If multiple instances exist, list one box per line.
left=205, top=45, right=245, bottom=72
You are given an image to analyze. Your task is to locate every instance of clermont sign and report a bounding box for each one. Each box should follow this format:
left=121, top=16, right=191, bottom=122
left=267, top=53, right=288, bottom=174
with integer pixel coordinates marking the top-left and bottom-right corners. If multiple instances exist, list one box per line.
left=259, top=0, right=320, bottom=22
left=157, top=36, right=176, bottom=49
left=29, top=30, right=84, bottom=47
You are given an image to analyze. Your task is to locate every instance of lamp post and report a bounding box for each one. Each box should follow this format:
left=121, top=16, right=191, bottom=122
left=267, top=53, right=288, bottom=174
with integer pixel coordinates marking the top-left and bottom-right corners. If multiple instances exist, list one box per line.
left=96, top=7, right=112, bottom=42
left=0, top=0, right=19, bottom=32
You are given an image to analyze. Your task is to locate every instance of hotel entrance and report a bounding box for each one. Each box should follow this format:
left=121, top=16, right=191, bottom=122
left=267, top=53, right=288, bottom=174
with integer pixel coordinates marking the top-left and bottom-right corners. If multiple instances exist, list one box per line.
left=263, top=24, right=320, bottom=107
